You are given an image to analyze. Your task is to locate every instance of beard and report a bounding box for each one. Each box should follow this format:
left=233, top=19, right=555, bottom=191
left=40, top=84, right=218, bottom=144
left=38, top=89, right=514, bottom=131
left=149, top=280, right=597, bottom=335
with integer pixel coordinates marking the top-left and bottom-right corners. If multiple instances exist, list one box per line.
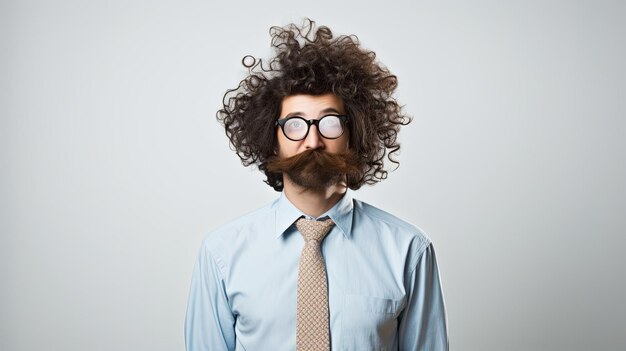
left=266, top=149, right=362, bottom=191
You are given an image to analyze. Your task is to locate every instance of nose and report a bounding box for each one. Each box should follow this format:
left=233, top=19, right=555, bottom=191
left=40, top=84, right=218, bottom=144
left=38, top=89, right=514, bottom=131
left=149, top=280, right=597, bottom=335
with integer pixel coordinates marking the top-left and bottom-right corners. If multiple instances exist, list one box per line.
left=303, top=124, right=324, bottom=150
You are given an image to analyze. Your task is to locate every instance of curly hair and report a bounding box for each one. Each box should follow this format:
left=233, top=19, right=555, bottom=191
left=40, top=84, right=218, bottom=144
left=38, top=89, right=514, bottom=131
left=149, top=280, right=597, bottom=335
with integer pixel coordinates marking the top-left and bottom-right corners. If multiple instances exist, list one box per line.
left=217, top=18, right=411, bottom=191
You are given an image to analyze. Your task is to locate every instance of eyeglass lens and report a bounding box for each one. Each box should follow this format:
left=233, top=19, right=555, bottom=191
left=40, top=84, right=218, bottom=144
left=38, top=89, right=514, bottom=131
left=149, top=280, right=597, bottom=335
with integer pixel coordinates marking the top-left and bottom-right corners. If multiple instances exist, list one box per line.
left=283, top=115, right=344, bottom=140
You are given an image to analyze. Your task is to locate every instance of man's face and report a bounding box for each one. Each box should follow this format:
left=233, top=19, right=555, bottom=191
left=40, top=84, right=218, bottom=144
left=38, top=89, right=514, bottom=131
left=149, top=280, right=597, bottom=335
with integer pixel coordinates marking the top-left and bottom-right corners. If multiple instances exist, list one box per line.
left=273, top=93, right=352, bottom=190
left=276, top=93, right=350, bottom=158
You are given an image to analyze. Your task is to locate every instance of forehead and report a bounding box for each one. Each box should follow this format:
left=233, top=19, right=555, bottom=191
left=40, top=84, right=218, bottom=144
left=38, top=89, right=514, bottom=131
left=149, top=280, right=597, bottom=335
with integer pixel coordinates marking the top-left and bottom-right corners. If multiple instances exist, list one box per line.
left=280, top=93, right=345, bottom=118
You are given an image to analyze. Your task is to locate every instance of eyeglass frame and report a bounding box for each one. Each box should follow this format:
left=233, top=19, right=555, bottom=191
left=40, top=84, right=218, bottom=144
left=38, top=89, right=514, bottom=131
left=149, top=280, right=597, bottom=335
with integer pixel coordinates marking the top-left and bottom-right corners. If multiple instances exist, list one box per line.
left=275, top=114, right=350, bottom=141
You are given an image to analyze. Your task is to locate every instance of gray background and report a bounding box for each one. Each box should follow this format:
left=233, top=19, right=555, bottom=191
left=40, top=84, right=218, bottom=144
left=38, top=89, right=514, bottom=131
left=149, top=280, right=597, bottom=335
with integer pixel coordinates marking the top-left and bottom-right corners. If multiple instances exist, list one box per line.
left=2, top=0, right=625, bottom=350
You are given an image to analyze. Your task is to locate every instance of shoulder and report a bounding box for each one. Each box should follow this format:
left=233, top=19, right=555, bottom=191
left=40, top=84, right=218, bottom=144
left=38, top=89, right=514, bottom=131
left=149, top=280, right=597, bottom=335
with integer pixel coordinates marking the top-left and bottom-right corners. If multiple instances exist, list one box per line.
left=352, top=197, right=432, bottom=255
left=200, top=199, right=276, bottom=254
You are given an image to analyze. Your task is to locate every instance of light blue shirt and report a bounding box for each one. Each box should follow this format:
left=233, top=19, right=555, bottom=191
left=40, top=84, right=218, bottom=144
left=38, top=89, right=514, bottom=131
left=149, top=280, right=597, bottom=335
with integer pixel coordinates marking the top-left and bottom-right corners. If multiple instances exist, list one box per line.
left=185, top=191, right=448, bottom=350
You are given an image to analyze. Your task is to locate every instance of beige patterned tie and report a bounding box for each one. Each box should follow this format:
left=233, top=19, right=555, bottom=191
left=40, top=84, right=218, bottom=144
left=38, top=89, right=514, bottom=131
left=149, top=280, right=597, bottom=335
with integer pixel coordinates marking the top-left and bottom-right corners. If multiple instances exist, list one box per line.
left=295, top=217, right=335, bottom=351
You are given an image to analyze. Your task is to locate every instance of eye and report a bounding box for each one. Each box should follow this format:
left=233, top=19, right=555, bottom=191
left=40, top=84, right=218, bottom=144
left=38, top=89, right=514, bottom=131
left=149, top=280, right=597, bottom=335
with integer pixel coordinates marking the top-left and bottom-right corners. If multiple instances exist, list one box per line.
left=324, top=118, right=338, bottom=126
left=320, top=116, right=340, bottom=128
left=284, top=118, right=307, bottom=135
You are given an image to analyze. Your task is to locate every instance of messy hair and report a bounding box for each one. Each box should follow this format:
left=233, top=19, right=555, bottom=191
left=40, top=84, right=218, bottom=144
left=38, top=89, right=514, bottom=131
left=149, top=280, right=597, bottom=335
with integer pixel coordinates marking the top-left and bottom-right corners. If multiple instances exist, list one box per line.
left=217, top=18, right=411, bottom=191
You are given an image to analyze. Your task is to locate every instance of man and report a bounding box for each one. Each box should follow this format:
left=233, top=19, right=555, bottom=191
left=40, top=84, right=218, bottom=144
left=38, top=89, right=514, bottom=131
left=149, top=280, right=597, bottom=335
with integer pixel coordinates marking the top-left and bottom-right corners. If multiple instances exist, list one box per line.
left=185, top=19, right=448, bottom=350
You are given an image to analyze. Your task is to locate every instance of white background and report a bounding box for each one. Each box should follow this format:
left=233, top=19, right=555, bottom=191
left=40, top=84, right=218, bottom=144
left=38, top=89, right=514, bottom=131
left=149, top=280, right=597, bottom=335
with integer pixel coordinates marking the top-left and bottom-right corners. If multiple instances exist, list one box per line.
left=2, top=0, right=625, bottom=350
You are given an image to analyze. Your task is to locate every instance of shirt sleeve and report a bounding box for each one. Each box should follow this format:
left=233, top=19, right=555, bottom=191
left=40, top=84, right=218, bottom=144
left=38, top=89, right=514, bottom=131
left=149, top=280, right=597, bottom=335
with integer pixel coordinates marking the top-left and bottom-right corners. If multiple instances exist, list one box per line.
left=185, top=240, right=236, bottom=351
left=398, top=242, right=449, bottom=350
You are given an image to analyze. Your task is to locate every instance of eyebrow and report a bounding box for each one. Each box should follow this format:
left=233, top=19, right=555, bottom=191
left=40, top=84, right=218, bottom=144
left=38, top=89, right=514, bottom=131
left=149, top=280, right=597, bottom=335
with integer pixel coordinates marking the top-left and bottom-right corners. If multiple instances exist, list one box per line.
left=284, top=107, right=343, bottom=118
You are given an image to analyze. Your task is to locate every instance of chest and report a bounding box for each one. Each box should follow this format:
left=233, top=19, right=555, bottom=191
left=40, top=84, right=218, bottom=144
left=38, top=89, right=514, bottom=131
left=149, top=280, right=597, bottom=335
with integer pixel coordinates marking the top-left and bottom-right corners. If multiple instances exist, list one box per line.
left=225, top=232, right=408, bottom=350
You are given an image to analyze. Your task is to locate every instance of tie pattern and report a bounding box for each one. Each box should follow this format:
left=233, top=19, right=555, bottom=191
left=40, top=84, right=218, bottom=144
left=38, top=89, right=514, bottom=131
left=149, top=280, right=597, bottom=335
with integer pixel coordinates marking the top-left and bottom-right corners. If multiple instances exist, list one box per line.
left=295, top=217, right=335, bottom=351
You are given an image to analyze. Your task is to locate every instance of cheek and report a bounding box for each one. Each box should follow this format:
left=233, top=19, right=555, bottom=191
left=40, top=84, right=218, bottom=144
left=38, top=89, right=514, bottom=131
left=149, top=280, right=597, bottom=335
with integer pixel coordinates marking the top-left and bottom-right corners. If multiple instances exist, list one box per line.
left=335, top=133, right=350, bottom=152
left=276, top=132, right=296, bottom=158
left=326, top=139, right=349, bottom=153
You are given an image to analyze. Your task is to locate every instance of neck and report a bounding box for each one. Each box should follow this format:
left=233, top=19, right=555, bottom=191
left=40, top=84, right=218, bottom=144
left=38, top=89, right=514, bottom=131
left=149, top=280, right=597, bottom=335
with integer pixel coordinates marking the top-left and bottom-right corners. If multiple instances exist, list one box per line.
left=283, top=176, right=347, bottom=218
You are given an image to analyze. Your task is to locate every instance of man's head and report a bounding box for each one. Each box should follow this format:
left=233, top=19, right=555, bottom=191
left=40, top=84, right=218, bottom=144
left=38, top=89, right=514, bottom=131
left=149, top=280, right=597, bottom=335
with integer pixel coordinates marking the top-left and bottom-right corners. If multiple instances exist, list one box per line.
left=217, top=18, right=411, bottom=191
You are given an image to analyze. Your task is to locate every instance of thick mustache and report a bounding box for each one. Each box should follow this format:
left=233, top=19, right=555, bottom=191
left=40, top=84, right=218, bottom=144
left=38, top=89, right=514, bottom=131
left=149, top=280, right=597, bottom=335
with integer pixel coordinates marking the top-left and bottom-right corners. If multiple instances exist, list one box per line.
left=266, top=149, right=361, bottom=175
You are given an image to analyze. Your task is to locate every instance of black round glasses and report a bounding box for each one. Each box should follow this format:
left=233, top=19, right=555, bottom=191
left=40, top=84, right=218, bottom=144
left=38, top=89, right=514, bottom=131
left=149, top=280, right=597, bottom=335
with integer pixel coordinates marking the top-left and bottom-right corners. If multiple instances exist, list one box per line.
left=275, top=114, right=349, bottom=141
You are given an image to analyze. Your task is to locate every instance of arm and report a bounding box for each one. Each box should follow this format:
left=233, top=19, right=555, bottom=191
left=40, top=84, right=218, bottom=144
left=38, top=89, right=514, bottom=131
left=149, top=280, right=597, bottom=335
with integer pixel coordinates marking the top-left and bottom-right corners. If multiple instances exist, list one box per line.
left=398, top=243, right=449, bottom=350
left=185, top=240, right=236, bottom=351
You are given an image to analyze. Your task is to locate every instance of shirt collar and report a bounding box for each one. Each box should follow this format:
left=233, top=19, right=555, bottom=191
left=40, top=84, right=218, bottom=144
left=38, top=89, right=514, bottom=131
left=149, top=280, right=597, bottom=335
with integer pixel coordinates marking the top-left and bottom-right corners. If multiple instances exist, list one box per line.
left=274, top=190, right=354, bottom=239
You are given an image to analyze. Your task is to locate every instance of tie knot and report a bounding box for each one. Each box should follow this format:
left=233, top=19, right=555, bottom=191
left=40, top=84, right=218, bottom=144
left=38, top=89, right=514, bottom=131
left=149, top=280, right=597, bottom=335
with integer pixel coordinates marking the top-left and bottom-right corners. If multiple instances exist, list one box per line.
left=295, top=217, right=335, bottom=242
